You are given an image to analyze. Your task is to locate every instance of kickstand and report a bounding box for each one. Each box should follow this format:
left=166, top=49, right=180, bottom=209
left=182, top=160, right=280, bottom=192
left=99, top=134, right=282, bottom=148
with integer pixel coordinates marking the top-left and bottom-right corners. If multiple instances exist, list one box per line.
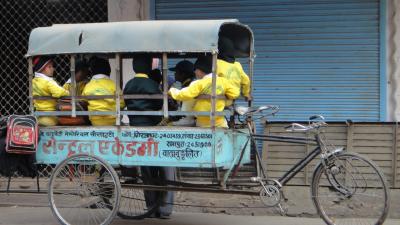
left=6, top=174, right=12, bottom=194
left=36, top=170, right=40, bottom=192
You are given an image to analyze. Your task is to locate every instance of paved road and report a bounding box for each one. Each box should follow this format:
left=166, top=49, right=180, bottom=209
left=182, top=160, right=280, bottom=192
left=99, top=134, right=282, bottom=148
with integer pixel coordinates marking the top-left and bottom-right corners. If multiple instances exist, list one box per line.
left=1, top=192, right=399, bottom=225
left=0, top=206, right=399, bottom=225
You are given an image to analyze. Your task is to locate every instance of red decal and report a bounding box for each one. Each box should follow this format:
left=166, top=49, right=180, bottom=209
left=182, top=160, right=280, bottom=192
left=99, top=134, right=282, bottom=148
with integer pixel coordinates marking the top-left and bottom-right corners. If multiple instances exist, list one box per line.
left=153, top=141, right=159, bottom=156
left=126, top=142, right=137, bottom=157
left=112, top=137, right=124, bottom=156
left=42, top=138, right=55, bottom=154
left=67, top=140, right=77, bottom=155
left=57, top=143, right=65, bottom=151
left=137, top=143, right=146, bottom=156
left=11, top=125, right=34, bottom=145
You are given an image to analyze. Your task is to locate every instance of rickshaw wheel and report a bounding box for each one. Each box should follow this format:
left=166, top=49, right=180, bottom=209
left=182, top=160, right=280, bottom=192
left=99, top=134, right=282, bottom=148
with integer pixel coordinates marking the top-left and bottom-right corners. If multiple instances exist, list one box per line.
left=48, top=154, right=121, bottom=225
left=117, top=174, right=161, bottom=220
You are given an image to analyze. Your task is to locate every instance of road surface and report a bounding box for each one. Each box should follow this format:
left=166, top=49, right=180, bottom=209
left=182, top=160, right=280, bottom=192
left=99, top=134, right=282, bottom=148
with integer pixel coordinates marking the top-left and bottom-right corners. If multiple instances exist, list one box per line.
left=0, top=206, right=399, bottom=225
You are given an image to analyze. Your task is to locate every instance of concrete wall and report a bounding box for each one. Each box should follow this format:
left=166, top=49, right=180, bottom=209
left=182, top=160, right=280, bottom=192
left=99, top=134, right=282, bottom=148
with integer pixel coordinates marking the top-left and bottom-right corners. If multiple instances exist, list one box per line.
left=107, top=0, right=149, bottom=87
left=106, top=0, right=150, bottom=123
left=387, top=0, right=400, bottom=121
left=108, top=0, right=149, bottom=22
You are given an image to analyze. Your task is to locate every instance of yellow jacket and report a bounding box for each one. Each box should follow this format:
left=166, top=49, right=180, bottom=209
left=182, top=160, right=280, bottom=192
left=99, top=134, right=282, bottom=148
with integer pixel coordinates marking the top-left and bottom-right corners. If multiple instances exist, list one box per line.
left=63, top=79, right=87, bottom=96
left=216, top=59, right=250, bottom=97
left=32, top=73, right=70, bottom=111
left=82, top=75, right=125, bottom=124
left=169, top=74, right=239, bottom=128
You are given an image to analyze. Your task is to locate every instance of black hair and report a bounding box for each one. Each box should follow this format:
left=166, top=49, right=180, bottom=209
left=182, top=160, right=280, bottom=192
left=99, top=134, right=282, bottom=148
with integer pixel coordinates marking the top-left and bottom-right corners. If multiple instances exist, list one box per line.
left=75, top=59, right=89, bottom=73
left=89, top=56, right=111, bottom=75
left=149, top=69, right=162, bottom=84
left=132, top=54, right=152, bottom=74
left=194, top=56, right=212, bottom=74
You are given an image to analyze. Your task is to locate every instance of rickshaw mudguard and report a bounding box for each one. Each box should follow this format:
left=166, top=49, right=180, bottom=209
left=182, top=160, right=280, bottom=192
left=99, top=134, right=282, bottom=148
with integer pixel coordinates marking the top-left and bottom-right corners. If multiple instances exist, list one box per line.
left=36, top=126, right=250, bottom=169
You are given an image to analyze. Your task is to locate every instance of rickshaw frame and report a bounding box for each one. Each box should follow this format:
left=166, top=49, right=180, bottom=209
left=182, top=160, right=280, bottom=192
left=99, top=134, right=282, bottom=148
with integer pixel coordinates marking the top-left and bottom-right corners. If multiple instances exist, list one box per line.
left=24, top=19, right=261, bottom=224
left=26, top=19, right=257, bottom=186
left=26, top=19, right=255, bottom=128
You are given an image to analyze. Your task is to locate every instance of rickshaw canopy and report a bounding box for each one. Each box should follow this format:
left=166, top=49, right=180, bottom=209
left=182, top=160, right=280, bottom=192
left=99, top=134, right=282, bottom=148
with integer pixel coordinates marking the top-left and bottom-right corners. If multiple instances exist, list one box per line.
left=26, top=19, right=253, bottom=57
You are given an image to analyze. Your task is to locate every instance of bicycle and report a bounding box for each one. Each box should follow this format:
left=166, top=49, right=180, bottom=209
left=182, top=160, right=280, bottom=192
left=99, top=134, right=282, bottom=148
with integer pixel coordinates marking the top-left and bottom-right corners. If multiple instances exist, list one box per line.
left=235, top=105, right=390, bottom=225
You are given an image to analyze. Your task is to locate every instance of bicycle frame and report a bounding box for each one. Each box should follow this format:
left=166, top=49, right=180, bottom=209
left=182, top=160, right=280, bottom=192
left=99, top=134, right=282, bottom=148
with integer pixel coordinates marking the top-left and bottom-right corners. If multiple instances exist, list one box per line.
left=251, top=132, right=322, bottom=187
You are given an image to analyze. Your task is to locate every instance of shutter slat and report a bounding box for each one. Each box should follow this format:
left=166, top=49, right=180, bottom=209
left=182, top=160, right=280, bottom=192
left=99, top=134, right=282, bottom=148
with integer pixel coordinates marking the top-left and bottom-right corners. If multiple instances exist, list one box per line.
left=155, top=0, right=381, bottom=122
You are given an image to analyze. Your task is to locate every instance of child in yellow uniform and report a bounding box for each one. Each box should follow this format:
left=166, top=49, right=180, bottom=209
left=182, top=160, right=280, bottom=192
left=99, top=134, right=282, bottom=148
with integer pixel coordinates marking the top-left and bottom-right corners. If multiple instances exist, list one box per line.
left=169, top=56, right=239, bottom=128
left=63, top=59, right=89, bottom=96
left=169, top=60, right=196, bottom=126
left=216, top=37, right=251, bottom=103
left=82, top=57, right=125, bottom=126
left=32, top=56, right=70, bottom=126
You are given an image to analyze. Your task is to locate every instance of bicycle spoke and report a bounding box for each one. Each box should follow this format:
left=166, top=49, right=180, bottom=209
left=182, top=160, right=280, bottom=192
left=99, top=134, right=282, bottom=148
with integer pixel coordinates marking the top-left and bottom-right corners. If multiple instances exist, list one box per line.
left=311, top=153, right=389, bottom=225
left=49, top=154, right=120, bottom=225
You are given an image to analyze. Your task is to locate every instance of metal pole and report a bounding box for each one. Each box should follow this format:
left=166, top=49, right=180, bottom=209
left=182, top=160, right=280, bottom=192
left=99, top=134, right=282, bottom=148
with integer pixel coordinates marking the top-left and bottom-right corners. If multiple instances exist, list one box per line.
left=211, top=53, right=218, bottom=183
left=115, top=54, right=121, bottom=126
left=70, top=55, right=76, bottom=117
left=28, top=57, right=34, bottom=115
left=211, top=53, right=217, bottom=130
left=392, top=123, right=398, bottom=187
left=248, top=45, right=255, bottom=108
left=162, top=53, right=169, bottom=119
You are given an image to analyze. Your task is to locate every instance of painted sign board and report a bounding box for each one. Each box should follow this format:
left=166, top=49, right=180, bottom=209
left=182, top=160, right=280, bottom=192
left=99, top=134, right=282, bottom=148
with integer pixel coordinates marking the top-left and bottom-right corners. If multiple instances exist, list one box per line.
left=36, top=126, right=250, bottom=169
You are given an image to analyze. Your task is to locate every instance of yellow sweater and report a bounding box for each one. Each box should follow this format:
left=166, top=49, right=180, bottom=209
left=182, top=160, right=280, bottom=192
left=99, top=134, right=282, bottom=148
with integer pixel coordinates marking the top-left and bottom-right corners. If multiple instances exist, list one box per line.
left=216, top=59, right=250, bottom=97
left=82, top=74, right=125, bottom=125
left=169, top=74, right=239, bottom=128
left=32, top=73, right=69, bottom=111
left=63, top=79, right=87, bottom=96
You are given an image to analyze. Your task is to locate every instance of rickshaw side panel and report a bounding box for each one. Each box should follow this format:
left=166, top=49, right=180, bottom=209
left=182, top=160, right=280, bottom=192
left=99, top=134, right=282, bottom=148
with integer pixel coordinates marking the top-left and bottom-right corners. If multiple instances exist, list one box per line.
left=36, top=127, right=250, bottom=168
left=214, top=130, right=250, bottom=167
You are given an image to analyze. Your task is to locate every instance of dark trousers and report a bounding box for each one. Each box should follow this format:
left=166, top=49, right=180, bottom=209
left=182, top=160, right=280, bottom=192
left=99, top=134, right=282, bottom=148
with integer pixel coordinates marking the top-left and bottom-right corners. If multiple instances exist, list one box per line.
left=142, top=166, right=175, bottom=215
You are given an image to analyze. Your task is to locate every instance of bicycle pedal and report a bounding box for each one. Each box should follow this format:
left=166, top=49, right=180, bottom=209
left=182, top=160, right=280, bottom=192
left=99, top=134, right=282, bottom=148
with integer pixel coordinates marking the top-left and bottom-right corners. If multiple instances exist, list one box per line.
left=280, top=191, right=288, bottom=202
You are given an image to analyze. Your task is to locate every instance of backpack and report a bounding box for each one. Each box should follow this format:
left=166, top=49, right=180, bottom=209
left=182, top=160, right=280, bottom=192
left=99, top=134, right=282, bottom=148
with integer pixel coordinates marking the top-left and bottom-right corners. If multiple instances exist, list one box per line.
left=0, top=115, right=38, bottom=181
left=5, top=115, right=38, bottom=154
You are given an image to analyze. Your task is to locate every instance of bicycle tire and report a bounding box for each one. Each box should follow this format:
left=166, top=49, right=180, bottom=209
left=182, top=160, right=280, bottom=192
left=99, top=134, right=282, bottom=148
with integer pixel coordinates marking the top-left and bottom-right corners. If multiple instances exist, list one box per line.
left=311, top=152, right=390, bottom=225
left=48, top=154, right=121, bottom=225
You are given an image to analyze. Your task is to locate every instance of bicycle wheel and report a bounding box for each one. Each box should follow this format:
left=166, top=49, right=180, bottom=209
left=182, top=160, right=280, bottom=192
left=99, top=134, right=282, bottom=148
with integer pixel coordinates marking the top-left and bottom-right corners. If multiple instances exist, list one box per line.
left=311, top=152, right=389, bottom=225
left=117, top=176, right=160, bottom=219
left=48, top=154, right=121, bottom=225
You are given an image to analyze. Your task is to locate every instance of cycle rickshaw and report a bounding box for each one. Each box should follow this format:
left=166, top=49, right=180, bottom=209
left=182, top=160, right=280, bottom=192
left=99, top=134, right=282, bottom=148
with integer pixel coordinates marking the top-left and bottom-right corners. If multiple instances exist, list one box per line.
left=25, top=19, right=389, bottom=225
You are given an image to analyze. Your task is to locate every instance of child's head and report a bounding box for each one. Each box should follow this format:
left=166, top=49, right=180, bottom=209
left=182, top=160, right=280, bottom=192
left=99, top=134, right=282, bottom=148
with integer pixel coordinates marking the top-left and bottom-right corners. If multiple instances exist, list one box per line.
left=132, top=54, right=152, bottom=75
left=149, top=69, right=162, bottom=84
left=75, top=59, right=89, bottom=82
left=33, top=56, right=54, bottom=76
left=218, top=36, right=235, bottom=59
left=169, top=60, right=195, bottom=83
left=89, top=56, right=111, bottom=76
left=194, top=56, right=212, bottom=79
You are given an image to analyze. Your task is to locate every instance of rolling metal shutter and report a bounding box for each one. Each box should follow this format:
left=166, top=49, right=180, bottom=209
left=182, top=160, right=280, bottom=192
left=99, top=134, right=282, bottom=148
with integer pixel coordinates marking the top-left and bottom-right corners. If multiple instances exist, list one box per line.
left=155, top=0, right=383, bottom=122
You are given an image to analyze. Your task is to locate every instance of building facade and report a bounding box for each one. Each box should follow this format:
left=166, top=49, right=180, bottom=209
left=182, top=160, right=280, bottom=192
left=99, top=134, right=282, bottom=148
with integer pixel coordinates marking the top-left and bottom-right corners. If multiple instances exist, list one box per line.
left=1, top=0, right=399, bottom=123
left=109, top=0, right=400, bottom=122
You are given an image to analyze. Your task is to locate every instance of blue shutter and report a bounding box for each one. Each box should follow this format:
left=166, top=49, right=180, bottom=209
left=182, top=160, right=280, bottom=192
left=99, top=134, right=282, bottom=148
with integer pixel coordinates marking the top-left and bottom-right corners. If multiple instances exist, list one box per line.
left=155, top=0, right=383, bottom=122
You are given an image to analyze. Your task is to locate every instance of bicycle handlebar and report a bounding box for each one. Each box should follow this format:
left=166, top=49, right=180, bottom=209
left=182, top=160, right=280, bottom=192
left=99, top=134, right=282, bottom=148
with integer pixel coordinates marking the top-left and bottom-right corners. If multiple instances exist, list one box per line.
left=235, top=105, right=279, bottom=116
left=234, top=106, right=326, bottom=132
left=284, top=120, right=327, bottom=132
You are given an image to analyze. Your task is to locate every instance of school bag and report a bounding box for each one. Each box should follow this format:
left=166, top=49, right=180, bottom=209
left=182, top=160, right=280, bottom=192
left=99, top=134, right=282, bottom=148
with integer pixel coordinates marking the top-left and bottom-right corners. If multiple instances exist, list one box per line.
left=5, top=115, right=38, bottom=154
